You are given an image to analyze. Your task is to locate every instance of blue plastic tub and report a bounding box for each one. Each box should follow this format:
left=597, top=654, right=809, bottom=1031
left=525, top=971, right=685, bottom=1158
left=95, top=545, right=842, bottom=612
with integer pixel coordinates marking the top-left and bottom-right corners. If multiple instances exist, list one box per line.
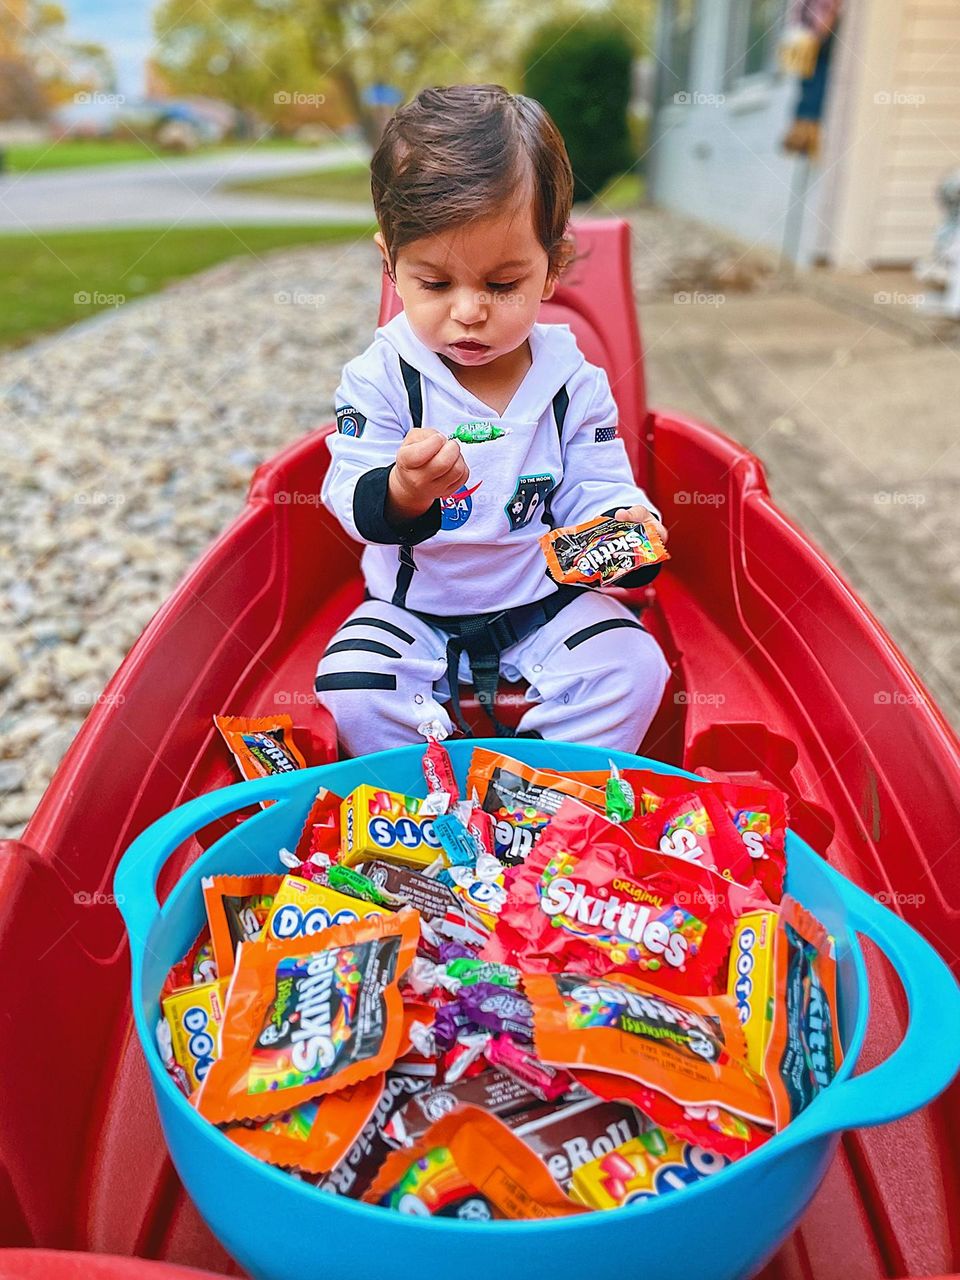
left=115, top=741, right=960, bottom=1280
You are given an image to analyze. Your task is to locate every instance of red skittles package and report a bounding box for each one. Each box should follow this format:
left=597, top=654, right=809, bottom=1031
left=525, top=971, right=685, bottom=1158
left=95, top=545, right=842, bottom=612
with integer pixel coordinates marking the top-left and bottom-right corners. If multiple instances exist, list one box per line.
left=196, top=910, right=419, bottom=1124
left=483, top=800, right=735, bottom=995
left=626, top=789, right=756, bottom=887
left=526, top=971, right=774, bottom=1127
left=575, top=1069, right=771, bottom=1160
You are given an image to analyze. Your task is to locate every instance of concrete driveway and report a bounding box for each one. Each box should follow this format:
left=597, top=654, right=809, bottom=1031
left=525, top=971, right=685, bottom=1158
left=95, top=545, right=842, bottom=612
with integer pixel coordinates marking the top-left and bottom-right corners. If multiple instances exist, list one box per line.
left=0, top=143, right=372, bottom=232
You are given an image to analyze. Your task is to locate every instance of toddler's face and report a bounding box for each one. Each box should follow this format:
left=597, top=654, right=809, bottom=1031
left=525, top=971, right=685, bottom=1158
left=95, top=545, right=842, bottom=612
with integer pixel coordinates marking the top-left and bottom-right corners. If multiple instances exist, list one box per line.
left=376, top=191, right=557, bottom=370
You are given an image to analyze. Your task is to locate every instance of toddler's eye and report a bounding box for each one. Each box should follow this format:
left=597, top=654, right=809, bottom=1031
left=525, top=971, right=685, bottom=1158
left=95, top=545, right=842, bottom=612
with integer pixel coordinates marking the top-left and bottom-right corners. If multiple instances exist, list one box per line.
left=487, top=280, right=520, bottom=293
left=418, top=280, right=449, bottom=291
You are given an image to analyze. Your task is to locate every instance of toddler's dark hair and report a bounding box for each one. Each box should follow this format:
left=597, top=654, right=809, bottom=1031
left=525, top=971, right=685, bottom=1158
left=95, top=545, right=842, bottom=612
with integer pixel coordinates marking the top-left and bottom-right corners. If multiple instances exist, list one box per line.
left=371, top=84, right=575, bottom=280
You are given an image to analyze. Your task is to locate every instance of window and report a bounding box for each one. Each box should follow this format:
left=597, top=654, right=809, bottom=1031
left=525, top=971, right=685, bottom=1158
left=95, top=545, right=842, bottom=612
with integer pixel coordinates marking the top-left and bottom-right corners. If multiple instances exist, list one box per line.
left=725, top=0, right=784, bottom=87
left=658, top=0, right=699, bottom=105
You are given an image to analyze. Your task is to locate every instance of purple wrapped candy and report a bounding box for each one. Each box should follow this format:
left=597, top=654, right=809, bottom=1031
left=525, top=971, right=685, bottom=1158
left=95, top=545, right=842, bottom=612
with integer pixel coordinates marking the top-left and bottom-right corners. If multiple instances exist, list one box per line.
left=433, top=1002, right=483, bottom=1053
left=457, top=983, right=534, bottom=1041
left=438, top=941, right=475, bottom=964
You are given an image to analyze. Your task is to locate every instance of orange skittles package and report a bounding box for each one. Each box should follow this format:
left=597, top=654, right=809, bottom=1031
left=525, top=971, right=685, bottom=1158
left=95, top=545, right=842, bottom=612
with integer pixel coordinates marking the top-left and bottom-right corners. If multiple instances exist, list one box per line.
left=364, top=1105, right=585, bottom=1219
left=526, top=971, right=775, bottom=1127
left=202, top=873, right=283, bottom=979
left=214, top=714, right=307, bottom=806
left=540, top=516, right=669, bottom=588
left=196, top=910, right=419, bottom=1124
left=226, top=1073, right=384, bottom=1174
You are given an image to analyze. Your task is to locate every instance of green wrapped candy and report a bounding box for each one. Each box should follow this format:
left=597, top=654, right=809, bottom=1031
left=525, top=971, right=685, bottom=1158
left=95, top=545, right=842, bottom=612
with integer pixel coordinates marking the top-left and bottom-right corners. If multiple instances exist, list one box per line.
left=327, top=863, right=396, bottom=908
left=450, top=421, right=508, bottom=444
left=605, top=761, right=635, bottom=823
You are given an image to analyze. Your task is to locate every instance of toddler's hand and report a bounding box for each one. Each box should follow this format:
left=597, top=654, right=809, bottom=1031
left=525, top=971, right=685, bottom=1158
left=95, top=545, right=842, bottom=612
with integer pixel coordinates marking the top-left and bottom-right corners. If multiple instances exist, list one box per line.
left=388, top=427, right=470, bottom=523
left=614, top=504, right=669, bottom=545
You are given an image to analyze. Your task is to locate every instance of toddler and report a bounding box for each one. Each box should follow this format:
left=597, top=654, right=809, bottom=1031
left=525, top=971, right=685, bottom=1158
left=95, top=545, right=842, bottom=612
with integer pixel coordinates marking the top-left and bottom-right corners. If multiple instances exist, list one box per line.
left=317, top=84, right=670, bottom=755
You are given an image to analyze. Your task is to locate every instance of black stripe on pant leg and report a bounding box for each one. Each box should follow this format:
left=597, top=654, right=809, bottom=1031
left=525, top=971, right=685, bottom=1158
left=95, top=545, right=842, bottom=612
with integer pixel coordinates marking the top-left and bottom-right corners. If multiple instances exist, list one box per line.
left=564, top=619, right=646, bottom=650
left=392, top=545, right=416, bottom=609
left=339, top=616, right=415, bottom=644
left=315, top=672, right=397, bottom=692
left=323, top=638, right=402, bottom=660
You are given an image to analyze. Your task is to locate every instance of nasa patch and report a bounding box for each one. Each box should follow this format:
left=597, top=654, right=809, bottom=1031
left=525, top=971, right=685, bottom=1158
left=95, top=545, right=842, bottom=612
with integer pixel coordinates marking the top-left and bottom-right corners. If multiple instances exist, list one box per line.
left=504, top=473, right=555, bottom=531
left=335, top=405, right=367, bottom=438
left=441, top=480, right=483, bottom=530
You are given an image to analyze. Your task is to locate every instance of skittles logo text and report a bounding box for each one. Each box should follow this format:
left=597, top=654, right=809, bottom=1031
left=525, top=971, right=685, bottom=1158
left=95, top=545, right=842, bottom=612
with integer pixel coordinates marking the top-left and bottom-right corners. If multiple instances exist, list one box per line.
left=541, top=877, right=689, bottom=969
left=732, top=925, right=757, bottom=1026
left=182, top=1004, right=217, bottom=1083
left=369, top=815, right=441, bottom=852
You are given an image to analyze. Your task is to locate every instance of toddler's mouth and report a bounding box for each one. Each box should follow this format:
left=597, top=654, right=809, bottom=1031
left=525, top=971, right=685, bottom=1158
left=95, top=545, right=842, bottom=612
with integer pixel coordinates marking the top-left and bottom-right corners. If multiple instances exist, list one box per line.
left=450, top=339, right=490, bottom=355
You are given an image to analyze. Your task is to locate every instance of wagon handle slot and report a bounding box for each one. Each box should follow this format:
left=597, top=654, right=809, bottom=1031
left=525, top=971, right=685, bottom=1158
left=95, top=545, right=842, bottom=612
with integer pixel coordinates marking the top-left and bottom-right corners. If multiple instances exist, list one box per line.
left=114, top=770, right=309, bottom=945
left=780, top=865, right=960, bottom=1148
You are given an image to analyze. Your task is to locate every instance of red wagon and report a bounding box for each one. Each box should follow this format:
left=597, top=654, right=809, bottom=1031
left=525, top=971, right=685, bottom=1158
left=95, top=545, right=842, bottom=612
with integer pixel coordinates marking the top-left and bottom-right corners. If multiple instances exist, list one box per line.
left=1, top=219, right=957, bottom=1279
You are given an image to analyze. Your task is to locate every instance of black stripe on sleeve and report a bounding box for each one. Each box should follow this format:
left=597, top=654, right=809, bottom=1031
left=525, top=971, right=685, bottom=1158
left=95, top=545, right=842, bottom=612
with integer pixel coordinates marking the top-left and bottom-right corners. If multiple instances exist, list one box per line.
left=353, top=465, right=441, bottom=545
left=564, top=618, right=646, bottom=650
left=315, top=672, right=398, bottom=692
left=322, top=638, right=402, bottom=660
left=340, top=616, right=416, bottom=644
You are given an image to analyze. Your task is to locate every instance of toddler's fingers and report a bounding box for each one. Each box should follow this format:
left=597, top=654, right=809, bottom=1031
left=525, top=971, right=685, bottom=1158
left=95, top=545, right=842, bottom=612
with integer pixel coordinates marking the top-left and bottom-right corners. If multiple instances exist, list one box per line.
left=615, top=505, right=669, bottom=544
left=422, top=438, right=464, bottom=481
left=437, top=459, right=470, bottom=497
left=399, top=427, right=447, bottom=468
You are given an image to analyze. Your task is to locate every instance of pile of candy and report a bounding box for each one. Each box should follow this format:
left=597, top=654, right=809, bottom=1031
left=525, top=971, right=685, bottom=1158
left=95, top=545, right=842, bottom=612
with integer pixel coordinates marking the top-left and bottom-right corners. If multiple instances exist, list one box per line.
left=156, top=725, right=842, bottom=1220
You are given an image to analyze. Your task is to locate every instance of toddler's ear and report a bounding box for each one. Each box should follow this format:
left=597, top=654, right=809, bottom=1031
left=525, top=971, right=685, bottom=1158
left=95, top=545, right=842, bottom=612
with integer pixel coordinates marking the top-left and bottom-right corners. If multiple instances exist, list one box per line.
left=374, top=231, right=395, bottom=279
left=541, top=272, right=558, bottom=302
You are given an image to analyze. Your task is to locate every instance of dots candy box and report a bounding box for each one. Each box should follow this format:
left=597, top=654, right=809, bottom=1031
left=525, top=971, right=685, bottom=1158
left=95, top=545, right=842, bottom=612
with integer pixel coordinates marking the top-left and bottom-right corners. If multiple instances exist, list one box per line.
left=340, top=784, right=441, bottom=871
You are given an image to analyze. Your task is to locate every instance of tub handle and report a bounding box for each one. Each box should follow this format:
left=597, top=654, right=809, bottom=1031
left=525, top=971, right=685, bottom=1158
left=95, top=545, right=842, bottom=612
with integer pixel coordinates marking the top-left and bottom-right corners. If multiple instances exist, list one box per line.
left=783, top=868, right=960, bottom=1146
left=114, top=771, right=309, bottom=944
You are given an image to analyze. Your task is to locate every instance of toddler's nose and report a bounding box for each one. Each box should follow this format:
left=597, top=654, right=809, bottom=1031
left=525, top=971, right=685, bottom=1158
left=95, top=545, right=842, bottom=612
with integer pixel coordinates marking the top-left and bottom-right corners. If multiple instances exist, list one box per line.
left=449, top=288, right=486, bottom=326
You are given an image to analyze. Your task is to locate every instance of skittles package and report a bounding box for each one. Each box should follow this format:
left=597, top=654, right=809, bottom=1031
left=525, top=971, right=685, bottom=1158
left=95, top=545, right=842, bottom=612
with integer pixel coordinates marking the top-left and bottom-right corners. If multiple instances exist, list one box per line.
left=467, top=747, right=607, bottom=866
left=526, top=971, right=774, bottom=1127
left=483, top=799, right=735, bottom=994
left=226, top=1073, right=383, bottom=1174
left=765, top=896, right=843, bottom=1129
left=570, top=1128, right=729, bottom=1209
left=202, top=873, right=282, bottom=979
left=196, top=911, right=419, bottom=1124
left=365, top=1105, right=584, bottom=1219
left=626, top=789, right=756, bottom=887
left=213, top=714, right=306, bottom=805
left=540, top=516, right=669, bottom=587
left=161, top=927, right=217, bottom=998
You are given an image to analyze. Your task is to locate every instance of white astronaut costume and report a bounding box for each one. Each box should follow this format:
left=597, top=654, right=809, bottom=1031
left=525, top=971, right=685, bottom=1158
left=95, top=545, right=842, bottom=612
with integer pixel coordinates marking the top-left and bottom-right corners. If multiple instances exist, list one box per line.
left=316, top=310, right=670, bottom=754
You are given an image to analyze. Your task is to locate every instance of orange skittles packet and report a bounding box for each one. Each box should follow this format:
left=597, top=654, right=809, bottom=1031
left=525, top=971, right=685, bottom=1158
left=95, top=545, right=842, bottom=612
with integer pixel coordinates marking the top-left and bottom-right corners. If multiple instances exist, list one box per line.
left=196, top=910, right=419, bottom=1124
left=467, top=747, right=610, bottom=867
left=364, top=1105, right=586, bottom=1219
left=214, top=714, right=307, bottom=805
left=202, top=873, right=283, bottom=979
left=526, top=971, right=775, bottom=1127
left=226, top=1073, right=384, bottom=1174
left=765, top=895, right=843, bottom=1129
left=540, top=516, right=669, bottom=587
left=574, top=1069, right=771, bottom=1161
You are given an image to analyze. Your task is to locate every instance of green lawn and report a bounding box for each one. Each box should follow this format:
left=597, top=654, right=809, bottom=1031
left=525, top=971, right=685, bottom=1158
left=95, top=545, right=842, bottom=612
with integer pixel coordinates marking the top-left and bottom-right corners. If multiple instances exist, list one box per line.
left=0, top=221, right=376, bottom=349
left=3, top=137, right=316, bottom=174
left=224, top=162, right=372, bottom=205
left=590, top=170, right=646, bottom=213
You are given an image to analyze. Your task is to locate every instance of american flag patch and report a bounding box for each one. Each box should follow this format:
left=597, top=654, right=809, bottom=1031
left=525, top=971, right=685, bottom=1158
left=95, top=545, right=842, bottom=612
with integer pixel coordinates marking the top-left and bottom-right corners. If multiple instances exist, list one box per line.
left=595, top=425, right=618, bottom=443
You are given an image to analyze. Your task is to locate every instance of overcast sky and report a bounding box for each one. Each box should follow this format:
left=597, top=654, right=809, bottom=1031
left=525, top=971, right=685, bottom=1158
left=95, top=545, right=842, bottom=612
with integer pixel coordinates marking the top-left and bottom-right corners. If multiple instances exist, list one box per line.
left=67, top=0, right=154, bottom=97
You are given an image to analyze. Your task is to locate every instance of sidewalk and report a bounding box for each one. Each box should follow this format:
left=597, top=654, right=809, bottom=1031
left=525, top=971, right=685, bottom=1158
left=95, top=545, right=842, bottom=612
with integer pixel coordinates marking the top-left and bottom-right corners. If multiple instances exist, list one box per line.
left=629, top=207, right=960, bottom=731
